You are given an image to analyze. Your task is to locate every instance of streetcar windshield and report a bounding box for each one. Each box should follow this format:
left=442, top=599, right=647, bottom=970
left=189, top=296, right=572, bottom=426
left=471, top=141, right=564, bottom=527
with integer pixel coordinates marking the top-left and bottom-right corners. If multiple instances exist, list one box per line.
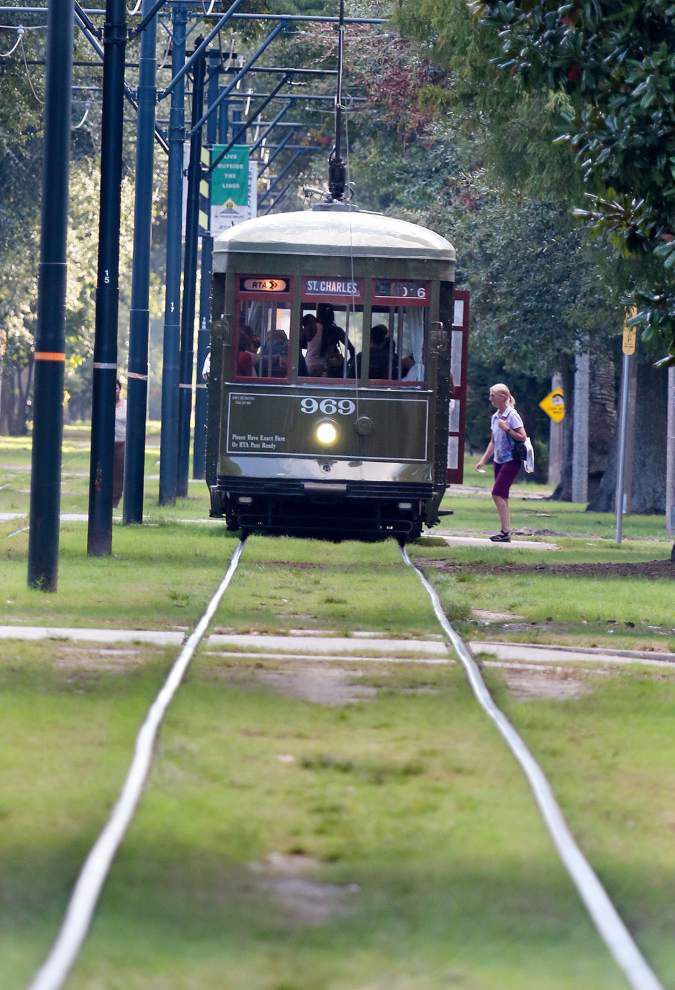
left=237, top=300, right=291, bottom=379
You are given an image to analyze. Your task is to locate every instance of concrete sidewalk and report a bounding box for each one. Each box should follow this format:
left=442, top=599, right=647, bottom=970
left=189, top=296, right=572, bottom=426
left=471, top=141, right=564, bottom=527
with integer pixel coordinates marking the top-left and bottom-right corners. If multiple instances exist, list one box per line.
left=470, top=640, right=674, bottom=668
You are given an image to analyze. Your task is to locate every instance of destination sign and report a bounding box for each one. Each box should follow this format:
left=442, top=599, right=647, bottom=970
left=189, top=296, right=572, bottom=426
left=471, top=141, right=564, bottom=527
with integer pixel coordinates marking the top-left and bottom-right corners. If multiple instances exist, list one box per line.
left=374, top=279, right=428, bottom=301
left=239, top=277, right=289, bottom=293
left=302, top=277, right=363, bottom=299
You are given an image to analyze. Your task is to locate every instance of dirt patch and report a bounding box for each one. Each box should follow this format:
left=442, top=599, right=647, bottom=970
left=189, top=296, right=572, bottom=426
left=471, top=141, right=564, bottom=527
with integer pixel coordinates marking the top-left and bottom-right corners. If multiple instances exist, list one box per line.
left=249, top=852, right=359, bottom=926
left=213, top=662, right=377, bottom=706
left=472, top=609, right=525, bottom=624
left=419, top=558, right=674, bottom=580
left=498, top=666, right=590, bottom=701
left=53, top=645, right=145, bottom=672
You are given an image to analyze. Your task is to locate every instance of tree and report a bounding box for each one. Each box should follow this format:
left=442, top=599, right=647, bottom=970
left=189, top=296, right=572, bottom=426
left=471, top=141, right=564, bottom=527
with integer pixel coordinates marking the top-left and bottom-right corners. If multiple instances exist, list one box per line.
left=473, top=0, right=675, bottom=362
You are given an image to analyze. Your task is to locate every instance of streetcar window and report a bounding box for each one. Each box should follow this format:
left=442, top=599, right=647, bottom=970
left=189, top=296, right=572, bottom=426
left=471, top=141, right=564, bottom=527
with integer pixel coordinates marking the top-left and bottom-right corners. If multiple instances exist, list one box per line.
left=237, top=301, right=291, bottom=379
left=298, top=303, right=363, bottom=380
left=368, top=306, right=427, bottom=383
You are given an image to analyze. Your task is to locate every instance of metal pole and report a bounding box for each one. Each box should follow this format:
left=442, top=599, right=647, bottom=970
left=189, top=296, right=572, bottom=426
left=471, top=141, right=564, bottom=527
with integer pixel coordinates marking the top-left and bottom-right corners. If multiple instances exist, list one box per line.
left=666, top=366, right=675, bottom=549
left=123, top=0, right=157, bottom=524
left=158, top=3, right=186, bottom=505
left=249, top=100, right=292, bottom=154
left=615, top=351, right=632, bottom=543
left=190, top=22, right=286, bottom=137
left=259, top=149, right=303, bottom=205
left=87, top=0, right=126, bottom=556
left=571, top=347, right=590, bottom=503
left=73, top=5, right=167, bottom=153
left=218, top=87, right=229, bottom=143
left=27, top=0, right=74, bottom=591
left=176, top=48, right=206, bottom=497
left=257, top=127, right=296, bottom=176
left=159, top=0, right=246, bottom=99
left=193, top=50, right=219, bottom=481
left=548, top=372, right=563, bottom=489
left=208, top=75, right=289, bottom=173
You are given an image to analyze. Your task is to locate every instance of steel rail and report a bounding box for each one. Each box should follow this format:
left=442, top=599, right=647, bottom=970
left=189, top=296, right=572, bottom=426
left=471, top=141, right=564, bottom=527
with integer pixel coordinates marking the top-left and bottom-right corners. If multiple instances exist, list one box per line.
left=400, top=544, right=663, bottom=990
left=28, top=539, right=247, bottom=990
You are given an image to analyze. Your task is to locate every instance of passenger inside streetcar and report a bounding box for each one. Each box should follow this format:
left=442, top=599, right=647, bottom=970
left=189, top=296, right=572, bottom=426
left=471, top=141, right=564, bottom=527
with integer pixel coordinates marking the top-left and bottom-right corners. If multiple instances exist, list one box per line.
left=237, top=330, right=258, bottom=377
left=259, top=328, right=288, bottom=378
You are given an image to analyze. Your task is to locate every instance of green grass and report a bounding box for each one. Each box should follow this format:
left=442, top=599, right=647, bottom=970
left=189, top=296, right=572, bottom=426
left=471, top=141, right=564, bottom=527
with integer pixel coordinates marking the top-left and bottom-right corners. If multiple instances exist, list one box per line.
left=482, top=665, right=675, bottom=980
left=1, top=531, right=674, bottom=988
left=0, top=641, right=174, bottom=987
left=2, top=523, right=237, bottom=629
left=215, top=535, right=437, bottom=636
left=47, top=657, right=630, bottom=990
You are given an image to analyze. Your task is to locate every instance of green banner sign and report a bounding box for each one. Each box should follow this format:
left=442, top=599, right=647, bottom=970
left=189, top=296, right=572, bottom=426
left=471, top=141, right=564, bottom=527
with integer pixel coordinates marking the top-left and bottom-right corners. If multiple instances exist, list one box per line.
left=211, top=145, right=249, bottom=207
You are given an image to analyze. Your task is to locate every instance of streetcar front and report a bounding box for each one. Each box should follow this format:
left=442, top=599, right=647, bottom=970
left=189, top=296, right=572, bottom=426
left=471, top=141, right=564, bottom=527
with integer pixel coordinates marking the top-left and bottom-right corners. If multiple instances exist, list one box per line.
left=206, top=205, right=467, bottom=539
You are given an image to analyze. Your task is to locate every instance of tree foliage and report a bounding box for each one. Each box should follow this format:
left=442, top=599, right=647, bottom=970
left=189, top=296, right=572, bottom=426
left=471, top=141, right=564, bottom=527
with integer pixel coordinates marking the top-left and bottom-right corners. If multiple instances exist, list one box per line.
left=469, top=0, right=675, bottom=360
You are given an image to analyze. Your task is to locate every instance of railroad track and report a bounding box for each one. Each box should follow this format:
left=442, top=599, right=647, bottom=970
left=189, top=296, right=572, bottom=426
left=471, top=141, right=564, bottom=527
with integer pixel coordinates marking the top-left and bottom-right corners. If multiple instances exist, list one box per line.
left=29, top=536, right=664, bottom=990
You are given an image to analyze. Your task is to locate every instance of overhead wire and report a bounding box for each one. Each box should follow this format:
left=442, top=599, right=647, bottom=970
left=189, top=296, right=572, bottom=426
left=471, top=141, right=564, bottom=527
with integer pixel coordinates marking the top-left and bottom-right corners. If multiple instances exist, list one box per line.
left=19, top=32, right=43, bottom=104
left=72, top=104, right=91, bottom=129
left=0, top=24, right=24, bottom=58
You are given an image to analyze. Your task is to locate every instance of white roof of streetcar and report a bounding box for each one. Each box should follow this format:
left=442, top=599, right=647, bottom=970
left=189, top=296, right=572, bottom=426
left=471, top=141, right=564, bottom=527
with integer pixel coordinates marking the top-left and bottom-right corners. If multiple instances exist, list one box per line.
left=213, top=205, right=456, bottom=265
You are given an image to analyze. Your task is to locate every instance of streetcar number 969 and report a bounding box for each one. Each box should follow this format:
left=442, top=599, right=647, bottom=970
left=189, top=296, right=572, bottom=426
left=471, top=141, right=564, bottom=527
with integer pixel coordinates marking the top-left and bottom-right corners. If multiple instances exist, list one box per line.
left=300, top=397, right=355, bottom=416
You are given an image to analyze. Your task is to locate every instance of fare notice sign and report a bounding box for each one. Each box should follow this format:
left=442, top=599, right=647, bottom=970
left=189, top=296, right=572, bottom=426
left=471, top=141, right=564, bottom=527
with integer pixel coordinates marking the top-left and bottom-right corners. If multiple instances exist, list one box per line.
left=539, top=386, right=565, bottom=422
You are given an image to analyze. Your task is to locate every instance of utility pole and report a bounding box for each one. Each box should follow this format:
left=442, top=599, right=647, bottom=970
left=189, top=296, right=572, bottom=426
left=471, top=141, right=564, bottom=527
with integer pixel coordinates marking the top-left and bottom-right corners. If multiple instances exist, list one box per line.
left=158, top=3, right=187, bottom=505
left=27, top=0, right=74, bottom=590
left=571, top=347, right=590, bottom=504
left=177, top=47, right=206, bottom=497
left=665, top=366, right=675, bottom=557
left=615, top=312, right=637, bottom=543
left=548, top=372, right=564, bottom=489
left=193, top=49, right=219, bottom=480
left=123, top=0, right=157, bottom=524
left=87, top=0, right=126, bottom=555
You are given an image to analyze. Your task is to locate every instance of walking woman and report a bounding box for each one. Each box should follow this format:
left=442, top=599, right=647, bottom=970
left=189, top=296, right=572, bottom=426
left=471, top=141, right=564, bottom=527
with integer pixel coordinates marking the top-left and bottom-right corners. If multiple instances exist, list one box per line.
left=475, top=383, right=527, bottom=542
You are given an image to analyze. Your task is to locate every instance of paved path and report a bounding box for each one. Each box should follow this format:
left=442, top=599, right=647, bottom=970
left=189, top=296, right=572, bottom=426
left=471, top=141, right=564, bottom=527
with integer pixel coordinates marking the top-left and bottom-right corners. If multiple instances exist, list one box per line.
left=0, top=625, right=184, bottom=645
left=470, top=640, right=674, bottom=668
left=208, top=632, right=448, bottom=658
left=424, top=532, right=559, bottom=551
left=1, top=625, right=672, bottom=671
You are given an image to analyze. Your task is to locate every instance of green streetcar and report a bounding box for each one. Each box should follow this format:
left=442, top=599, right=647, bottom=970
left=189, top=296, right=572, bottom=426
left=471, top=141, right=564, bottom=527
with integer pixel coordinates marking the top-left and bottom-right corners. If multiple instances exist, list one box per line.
left=205, top=202, right=469, bottom=539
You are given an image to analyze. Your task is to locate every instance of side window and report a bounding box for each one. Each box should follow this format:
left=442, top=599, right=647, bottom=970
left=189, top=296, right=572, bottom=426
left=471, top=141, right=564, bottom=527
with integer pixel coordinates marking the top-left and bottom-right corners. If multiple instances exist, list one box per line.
left=298, top=302, right=363, bottom=380
left=368, top=306, right=427, bottom=383
left=237, top=300, right=291, bottom=379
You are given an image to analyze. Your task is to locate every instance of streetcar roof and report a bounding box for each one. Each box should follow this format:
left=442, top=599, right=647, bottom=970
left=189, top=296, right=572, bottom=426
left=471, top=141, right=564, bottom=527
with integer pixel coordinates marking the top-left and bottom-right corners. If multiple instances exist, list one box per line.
left=213, top=205, right=456, bottom=263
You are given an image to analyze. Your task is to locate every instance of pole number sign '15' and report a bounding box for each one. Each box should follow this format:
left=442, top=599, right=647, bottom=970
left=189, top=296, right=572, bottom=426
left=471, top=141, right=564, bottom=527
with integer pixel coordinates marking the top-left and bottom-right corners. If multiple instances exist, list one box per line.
left=300, top=398, right=356, bottom=415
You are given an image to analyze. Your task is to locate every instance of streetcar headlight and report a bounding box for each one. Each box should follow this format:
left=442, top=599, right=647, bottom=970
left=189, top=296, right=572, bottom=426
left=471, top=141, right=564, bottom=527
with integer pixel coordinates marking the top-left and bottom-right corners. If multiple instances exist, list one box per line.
left=315, top=420, right=338, bottom=446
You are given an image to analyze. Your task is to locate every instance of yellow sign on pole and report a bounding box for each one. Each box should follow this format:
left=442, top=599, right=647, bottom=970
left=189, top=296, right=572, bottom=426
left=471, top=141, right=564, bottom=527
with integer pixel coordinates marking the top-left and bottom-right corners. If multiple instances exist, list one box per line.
left=539, top=386, right=565, bottom=422
left=623, top=307, right=638, bottom=355
left=622, top=326, right=637, bottom=355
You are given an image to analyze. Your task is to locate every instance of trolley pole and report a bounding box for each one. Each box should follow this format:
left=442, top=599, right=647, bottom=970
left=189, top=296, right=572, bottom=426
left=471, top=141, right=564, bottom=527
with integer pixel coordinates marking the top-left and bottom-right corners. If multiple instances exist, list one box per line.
left=123, top=0, right=157, bottom=524
left=193, top=49, right=219, bottom=481
left=27, top=0, right=74, bottom=591
left=177, top=47, right=206, bottom=497
left=87, top=0, right=127, bottom=556
left=158, top=3, right=187, bottom=505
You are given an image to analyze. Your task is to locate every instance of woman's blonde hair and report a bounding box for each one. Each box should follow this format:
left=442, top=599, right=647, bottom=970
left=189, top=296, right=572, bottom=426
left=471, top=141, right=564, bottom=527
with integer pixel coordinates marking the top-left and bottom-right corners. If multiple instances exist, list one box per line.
left=490, top=383, right=516, bottom=407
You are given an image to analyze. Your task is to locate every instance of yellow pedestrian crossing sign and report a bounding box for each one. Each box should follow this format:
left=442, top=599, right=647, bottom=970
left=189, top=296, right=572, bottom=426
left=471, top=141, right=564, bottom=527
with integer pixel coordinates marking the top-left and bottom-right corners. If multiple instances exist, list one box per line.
left=539, top=386, right=565, bottom=422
